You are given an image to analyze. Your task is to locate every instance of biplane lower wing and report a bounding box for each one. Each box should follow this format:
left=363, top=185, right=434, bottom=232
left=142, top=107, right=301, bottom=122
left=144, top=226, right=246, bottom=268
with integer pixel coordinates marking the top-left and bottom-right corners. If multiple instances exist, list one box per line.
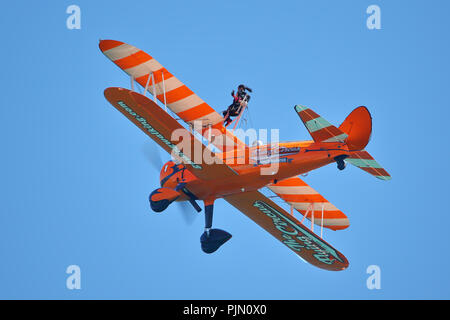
left=223, top=191, right=349, bottom=271
left=104, top=87, right=237, bottom=181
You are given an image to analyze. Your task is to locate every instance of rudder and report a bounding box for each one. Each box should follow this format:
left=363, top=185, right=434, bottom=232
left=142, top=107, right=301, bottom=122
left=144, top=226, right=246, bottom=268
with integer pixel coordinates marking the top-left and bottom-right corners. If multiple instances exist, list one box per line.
left=339, top=106, right=372, bottom=151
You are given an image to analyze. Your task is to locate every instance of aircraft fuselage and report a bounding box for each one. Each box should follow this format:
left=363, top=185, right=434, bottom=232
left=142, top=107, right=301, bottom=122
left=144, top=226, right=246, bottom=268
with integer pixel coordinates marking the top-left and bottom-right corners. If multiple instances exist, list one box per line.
left=159, top=140, right=349, bottom=201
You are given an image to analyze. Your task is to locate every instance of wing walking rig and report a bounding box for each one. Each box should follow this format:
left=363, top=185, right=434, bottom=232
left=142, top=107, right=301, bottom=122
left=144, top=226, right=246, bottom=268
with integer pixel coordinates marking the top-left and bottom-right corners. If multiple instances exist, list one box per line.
left=99, top=40, right=391, bottom=271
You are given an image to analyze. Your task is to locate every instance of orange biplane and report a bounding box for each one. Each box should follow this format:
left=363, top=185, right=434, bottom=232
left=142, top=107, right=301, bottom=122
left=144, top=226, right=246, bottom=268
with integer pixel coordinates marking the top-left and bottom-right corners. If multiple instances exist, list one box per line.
left=99, top=40, right=391, bottom=271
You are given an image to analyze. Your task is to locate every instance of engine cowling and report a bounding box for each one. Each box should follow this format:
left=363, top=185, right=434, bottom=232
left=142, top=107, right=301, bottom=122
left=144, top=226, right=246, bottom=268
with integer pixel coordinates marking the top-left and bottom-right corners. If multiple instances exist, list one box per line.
left=149, top=188, right=181, bottom=213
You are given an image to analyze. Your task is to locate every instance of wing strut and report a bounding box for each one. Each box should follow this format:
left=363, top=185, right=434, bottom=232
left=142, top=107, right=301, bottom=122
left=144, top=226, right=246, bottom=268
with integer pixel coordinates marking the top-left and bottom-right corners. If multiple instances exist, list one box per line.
left=130, top=75, right=135, bottom=91
left=151, top=73, right=156, bottom=101
left=298, top=203, right=325, bottom=238
left=143, top=72, right=154, bottom=101
left=132, top=69, right=168, bottom=112
left=301, top=204, right=311, bottom=223
left=320, top=203, right=324, bottom=238
left=161, top=71, right=167, bottom=112
left=223, top=190, right=349, bottom=271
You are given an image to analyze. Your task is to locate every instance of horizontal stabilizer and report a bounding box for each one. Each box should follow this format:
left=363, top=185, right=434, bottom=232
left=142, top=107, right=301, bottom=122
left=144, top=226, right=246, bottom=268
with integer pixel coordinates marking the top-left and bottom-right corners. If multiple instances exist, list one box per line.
left=294, top=105, right=348, bottom=143
left=346, top=150, right=391, bottom=181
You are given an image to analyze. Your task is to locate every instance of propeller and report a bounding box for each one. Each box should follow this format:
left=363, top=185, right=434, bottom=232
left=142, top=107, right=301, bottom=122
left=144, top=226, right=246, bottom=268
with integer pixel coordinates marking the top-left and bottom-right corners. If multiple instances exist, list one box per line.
left=141, top=142, right=198, bottom=225
left=141, top=142, right=163, bottom=172
left=178, top=201, right=196, bottom=225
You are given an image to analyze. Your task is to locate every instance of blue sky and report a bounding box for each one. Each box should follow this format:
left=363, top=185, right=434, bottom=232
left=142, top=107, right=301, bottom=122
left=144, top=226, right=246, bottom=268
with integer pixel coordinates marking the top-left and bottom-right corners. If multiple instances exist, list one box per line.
left=1, top=0, right=449, bottom=299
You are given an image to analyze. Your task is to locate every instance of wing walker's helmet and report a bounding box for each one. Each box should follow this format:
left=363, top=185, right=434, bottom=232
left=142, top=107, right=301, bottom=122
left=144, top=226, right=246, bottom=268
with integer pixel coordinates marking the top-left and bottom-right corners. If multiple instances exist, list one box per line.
left=238, top=84, right=252, bottom=93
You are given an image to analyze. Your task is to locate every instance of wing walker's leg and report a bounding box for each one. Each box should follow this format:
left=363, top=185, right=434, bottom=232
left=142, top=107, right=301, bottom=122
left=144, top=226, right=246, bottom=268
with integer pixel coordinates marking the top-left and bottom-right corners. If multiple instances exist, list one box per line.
left=223, top=110, right=230, bottom=127
left=200, top=199, right=232, bottom=254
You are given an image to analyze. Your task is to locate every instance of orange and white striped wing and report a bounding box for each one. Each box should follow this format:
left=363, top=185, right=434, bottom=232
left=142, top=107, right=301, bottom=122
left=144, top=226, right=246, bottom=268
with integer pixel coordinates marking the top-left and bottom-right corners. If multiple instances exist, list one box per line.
left=99, top=40, right=244, bottom=151
left=268, top=176, right=349, bottom=230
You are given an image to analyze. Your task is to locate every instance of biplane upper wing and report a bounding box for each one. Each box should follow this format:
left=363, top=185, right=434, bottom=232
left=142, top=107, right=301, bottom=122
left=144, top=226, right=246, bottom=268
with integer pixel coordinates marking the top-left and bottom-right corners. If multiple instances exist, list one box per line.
left=104, top=87, right=238, bottom=181
left=268, top=176, right=349, bottom=231
left=223, top=190, right=349, bottom=271
left=99, top=40, right=245, bottom=152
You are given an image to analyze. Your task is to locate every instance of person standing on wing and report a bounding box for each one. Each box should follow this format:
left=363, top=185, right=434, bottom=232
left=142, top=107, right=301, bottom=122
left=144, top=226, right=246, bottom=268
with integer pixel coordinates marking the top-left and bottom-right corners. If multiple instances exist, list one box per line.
left=223, top=84, right=252, bottom=127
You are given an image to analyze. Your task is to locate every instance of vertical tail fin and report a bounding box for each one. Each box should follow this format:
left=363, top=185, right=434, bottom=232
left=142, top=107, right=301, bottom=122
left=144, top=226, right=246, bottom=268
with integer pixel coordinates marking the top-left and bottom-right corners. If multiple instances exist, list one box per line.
left=338, top=106, right=372, bottom=151
left=337, top=106, right=391, bottom=180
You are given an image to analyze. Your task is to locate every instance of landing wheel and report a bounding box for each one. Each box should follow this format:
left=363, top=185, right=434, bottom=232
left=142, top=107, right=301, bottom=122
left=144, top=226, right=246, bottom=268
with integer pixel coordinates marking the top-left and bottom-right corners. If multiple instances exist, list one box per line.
left=334, top=155, right=348, bottom=171
left=337, top=160, right=346, bottom=171
left=200, top=202, right=232, bottom=254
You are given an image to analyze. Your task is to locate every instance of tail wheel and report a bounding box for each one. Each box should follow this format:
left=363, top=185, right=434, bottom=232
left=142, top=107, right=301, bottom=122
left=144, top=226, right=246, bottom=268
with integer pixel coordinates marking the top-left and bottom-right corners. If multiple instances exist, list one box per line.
left=334, top=155, right=348, bottom=171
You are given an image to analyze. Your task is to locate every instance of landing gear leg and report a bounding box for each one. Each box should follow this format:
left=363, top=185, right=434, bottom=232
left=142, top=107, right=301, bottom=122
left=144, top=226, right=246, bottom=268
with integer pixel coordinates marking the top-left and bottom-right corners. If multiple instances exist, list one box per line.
left=200, top=200, right=232, bottom=254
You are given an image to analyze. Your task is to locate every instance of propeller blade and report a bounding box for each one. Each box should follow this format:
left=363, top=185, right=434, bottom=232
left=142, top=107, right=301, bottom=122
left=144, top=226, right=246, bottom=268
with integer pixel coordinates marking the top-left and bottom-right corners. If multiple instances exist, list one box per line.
left=143, top=143, right=196, bottom=225
left=141, top=142, right=163, bottom=172
left=177, top=201, right=197, bottom=225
